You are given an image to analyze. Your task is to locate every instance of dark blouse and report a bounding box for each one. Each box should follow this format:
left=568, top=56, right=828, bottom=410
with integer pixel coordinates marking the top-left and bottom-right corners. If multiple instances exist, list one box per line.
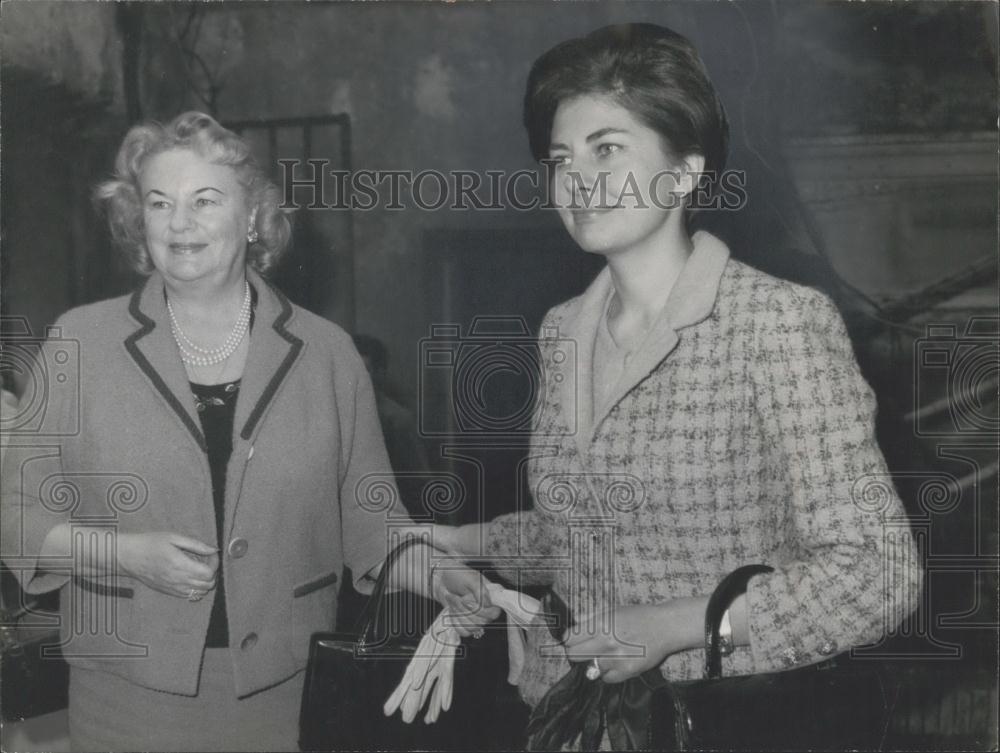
left=190, top=379, right=240, bottom=648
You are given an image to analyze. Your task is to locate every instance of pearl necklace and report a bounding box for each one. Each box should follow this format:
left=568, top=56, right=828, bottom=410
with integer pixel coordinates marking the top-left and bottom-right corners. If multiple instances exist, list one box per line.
left=167, top=281, right=252, bottom=367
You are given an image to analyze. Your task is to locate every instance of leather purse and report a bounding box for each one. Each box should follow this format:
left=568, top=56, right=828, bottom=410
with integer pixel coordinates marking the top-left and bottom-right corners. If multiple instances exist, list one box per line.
left=527, top=565, right=893, bottom=751
left=298, top=537, right=494, bottom=752
left=650, top=564, right=893, bottom=751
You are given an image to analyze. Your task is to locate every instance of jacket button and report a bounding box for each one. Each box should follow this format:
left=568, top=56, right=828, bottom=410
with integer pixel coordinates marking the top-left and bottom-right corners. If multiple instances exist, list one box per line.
left=228, top=537, right=249, bottom=558
left=818, top=639, right=838, bottom=656
left=240, top=632, right=258, bottom=651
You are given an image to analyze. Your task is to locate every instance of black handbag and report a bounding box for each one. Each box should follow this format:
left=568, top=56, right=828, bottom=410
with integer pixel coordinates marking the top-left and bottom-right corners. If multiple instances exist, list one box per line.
left=648, top=564, right=892, bottom=751
left=298, top=537, right=495, bottom=752
left=527, top=565, right=893, bottom=751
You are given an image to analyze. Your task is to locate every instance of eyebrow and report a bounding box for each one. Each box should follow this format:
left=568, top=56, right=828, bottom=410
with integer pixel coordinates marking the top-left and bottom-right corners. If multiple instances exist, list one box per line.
left=549, top=127, right=631, bottom=152
left=143, top=187, right=225, bottom=199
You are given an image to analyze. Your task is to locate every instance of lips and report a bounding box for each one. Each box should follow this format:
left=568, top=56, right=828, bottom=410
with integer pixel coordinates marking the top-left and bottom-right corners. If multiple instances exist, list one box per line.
left=569, top=205, right=619, bottom=222
left=169, top=243, right=208, bottom=254
left=566, top=195, right=622, bottom=213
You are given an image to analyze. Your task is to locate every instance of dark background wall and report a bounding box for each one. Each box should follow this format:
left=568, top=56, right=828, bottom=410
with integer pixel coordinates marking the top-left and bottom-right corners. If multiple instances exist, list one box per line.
left=2, top=2, right=996, bottom=385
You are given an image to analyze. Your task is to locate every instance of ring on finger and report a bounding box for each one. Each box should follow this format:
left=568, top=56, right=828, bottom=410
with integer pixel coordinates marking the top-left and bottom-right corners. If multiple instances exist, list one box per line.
left=471, top=628, right=485, bottom=640
left=187, top=588, right=204, bottom=602
left=585, top=657, right=602, bottom=681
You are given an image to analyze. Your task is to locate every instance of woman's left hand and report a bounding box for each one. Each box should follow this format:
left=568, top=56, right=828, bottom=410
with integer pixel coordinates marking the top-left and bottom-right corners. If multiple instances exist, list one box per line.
left=432, top=565, right=502, bottom=638
left=563, top=599, right=703, bottom=683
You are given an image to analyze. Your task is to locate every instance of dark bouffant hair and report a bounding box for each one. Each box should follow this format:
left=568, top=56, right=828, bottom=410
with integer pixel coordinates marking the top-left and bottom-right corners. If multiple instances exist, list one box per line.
left=524, top=24, right=729, bottom=194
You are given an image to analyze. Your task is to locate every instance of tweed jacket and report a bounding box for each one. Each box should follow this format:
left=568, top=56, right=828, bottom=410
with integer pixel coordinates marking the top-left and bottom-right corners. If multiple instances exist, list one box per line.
left=484, top=232, right=923, bottom=709
left=0, top=269, right=401, bottom=697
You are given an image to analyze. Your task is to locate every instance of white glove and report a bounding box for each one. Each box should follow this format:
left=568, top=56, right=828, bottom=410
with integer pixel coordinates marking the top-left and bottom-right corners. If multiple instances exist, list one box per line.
left=383, top=609, right=460, bottom=724
left=486, top=582, right=543, bottom=685
left=384, top=581, right=544, bottom=724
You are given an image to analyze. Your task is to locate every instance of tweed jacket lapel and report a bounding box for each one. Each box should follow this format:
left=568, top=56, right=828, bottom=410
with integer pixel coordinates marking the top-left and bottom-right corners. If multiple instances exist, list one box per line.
left=603, top=231, right=730, bottom=420
left=553, top=266, right=610, bottom=451
left=558, top=231, right=730, bottom=447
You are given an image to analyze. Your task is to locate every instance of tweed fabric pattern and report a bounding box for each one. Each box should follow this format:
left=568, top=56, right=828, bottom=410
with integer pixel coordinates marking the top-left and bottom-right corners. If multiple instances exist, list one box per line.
left=485, top=238, right=922, bottom=710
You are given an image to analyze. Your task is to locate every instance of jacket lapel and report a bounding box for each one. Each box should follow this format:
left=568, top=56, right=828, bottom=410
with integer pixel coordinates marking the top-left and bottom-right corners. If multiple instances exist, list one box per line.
left=124, top=270, right=305, bottom=545
left=124, top=275, right=206, bottom=452
left=553, top=267, right=612, bottom=456
left=563, top=231, right=731, bottom=444
left=123, top=270, right=305, bottom=449
left=233, top=269, right=304, bottom=444
left=660, top=231, right=730, bottom=332
left=223, top=271, right=305, bottom=541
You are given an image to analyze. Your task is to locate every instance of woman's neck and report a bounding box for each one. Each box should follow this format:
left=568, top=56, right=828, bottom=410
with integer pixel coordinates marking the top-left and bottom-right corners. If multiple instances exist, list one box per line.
left=164, top=274, right=249, bottom=341
left=606, top=222, right=693, bottom=329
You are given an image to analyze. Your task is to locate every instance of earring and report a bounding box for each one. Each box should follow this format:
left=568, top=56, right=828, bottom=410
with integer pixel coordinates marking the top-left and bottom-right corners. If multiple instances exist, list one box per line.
left=247, top=227, right=259, bottom=244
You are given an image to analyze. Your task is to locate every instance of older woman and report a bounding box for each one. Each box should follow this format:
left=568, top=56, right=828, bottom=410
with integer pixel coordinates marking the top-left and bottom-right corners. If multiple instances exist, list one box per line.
left=433, top=22, right=923, bottom=746
left=0, top=111, right=494, bottom=752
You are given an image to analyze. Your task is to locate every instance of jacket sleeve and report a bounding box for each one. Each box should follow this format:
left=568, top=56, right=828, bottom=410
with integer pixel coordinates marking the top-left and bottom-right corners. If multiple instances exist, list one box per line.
left=335, top=345, right=411, bottom=595
left=744, top=286, right=923, bottom=671
left=480, top=308, right=566, bottom=588
left=1, top=320, right=77, bottom=595
left=483, top=510, right=558, bottom=588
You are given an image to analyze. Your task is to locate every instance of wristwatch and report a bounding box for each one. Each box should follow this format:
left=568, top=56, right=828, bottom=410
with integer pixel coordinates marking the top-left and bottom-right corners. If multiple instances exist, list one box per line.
left=719, top=607, right=735, bottom=656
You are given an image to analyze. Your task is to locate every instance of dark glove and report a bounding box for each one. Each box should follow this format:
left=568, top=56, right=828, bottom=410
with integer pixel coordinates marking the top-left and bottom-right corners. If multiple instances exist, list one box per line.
left=527, top=665, right=668, bottom=751
left=604, top=669, right=668, bottom=750
left=526, top=662, right=605, bottom=751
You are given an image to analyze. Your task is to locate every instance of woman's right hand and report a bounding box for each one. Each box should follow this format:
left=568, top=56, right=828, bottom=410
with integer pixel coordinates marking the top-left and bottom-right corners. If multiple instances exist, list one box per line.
left=116, top=532, right=219, bottom=599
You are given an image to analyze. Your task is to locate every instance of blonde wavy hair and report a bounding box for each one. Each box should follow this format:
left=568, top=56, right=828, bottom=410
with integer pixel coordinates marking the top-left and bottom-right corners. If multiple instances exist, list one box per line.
left=95, top=111, right=292, bottom=275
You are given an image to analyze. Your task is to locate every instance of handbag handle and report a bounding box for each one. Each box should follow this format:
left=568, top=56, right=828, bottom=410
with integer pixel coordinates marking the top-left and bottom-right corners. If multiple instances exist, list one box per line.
left=703, top=564, right=773, bottom=679
left=353, top=534, right=429, bottom=650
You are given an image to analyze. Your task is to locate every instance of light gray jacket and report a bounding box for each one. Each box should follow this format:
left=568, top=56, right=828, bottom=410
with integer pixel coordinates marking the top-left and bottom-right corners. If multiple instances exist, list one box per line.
left=1, top=269, right=400, bottom=696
